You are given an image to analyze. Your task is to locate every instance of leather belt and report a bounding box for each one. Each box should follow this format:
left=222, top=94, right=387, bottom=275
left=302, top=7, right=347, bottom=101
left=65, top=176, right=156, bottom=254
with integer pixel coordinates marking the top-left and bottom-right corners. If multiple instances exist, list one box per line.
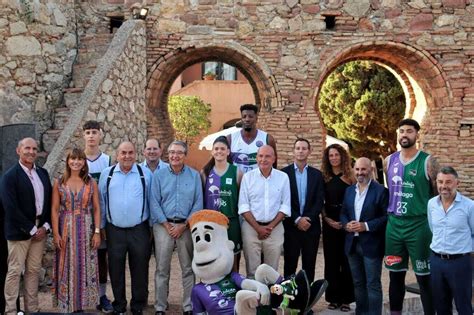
left=432, top=250, right=469, bottom=260
left=167, top=218, right=186, bottom=224
left=256, top=221, right=271, bottom=226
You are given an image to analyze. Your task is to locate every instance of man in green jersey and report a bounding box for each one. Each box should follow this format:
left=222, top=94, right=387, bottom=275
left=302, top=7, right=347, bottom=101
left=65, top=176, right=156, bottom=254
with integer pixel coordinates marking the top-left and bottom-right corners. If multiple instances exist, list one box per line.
left=384, top=119, right=439, bottom=315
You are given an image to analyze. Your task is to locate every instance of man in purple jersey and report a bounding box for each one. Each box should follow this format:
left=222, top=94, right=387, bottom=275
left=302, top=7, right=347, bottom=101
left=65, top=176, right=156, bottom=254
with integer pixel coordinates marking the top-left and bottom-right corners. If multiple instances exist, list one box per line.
left=384, top=119, right=439, bottom=315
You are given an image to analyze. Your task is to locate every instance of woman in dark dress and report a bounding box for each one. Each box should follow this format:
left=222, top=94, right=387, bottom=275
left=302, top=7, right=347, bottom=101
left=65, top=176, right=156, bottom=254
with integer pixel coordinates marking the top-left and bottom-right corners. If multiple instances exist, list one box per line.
left=321, top=144, right=356, bottom=312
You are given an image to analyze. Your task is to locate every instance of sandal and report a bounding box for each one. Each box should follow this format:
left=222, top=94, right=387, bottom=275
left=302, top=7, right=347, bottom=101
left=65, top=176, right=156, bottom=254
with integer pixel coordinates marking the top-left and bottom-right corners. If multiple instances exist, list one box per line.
left=328, top=303, right=339, bottom=310
left=340, top=304, right=351, bottom=312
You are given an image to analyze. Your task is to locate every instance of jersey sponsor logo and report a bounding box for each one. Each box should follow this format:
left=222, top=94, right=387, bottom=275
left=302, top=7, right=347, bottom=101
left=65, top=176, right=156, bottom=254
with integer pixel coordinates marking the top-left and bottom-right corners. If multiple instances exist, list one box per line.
left=409, top=169, right=417, bottom=176
left=220, top=189, right=233, bottom=197
left=415, top=259, right=429, bottom=271
left=384, top=255, right=402, bottom=266
left=218, top=299, right=229, bottom=308
left=226, top=178, right=233, bottom=185
left=393, top=191, right=414, bottom=199
left=256, top=140, right=264, bottom=147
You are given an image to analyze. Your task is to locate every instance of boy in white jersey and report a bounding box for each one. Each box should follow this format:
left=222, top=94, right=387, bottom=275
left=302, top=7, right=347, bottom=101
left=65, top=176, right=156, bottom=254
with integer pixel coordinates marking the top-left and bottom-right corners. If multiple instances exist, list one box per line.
left=83, top=120, right=113, bottom=313
left=227, top=104, right=277, bottom=173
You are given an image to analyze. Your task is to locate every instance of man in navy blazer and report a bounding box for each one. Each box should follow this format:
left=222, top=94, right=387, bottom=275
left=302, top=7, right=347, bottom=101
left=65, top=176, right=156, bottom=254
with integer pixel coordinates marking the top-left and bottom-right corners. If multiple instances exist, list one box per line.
left=282, top=138, right=325, bottom=282
left=0, top=138, right=52, bottom=314
left=341, top=157, right=388, bottom=315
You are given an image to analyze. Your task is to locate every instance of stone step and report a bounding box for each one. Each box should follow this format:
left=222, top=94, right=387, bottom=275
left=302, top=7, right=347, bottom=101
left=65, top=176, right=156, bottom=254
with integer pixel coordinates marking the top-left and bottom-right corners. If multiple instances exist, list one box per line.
left=42, top=129, right=62, bottom=153
left=63, top=91, right=81, bottom=108
left=53, top=107, right=71, bottom=130
left=76, top=49, right=108, bottom=64
left=72, top=64, right=97, bottom=88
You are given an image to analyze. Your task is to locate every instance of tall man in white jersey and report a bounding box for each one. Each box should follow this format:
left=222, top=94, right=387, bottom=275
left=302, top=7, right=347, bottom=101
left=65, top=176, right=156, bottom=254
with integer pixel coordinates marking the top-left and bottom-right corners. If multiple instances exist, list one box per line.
left=227, top=104, right=277, bottom=173
left=83, top=120, right=113, bottom=313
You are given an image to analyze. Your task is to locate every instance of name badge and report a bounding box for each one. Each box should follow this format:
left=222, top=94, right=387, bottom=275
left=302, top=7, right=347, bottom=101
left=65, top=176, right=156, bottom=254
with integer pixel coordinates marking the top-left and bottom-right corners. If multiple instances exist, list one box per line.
left=226, top=178, right=233, bottom=185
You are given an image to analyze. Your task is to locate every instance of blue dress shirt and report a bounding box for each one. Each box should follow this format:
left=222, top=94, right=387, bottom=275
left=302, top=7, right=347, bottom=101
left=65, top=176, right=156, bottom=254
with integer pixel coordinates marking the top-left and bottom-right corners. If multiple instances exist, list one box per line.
left=294, top=163, right=308, bottom=215
left=428, top=192, right=474, bottom=254
left=99, top=163, right=153, bottom=228
left=150, top=165, right=203, bottom=224
left=140, top=159, right=169, bottom=174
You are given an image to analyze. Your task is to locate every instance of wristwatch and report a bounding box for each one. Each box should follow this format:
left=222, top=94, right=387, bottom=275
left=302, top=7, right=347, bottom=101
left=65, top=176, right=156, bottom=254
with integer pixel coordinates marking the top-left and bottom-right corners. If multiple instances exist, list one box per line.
left=94, top=228, right=100, bottom=234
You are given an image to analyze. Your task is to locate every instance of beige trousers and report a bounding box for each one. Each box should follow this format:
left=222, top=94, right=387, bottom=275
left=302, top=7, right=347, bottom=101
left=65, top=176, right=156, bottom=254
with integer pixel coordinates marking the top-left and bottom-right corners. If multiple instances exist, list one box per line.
left=4, top=238, right=46, bottom=314
left=241, top=220, right=284, bottom=278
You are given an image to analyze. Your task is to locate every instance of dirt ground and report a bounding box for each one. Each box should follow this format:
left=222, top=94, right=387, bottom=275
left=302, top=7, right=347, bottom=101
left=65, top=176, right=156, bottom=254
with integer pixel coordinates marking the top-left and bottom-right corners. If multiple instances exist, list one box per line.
left=36, top=241, right=417, bottom=314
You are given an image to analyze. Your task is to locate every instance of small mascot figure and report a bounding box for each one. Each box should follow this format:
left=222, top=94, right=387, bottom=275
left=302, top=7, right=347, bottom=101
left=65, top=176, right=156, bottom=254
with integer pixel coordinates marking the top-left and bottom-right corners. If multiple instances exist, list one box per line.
left=190, top=210, right=270, bottom=314
left=190, top=210, right=328, bottom=315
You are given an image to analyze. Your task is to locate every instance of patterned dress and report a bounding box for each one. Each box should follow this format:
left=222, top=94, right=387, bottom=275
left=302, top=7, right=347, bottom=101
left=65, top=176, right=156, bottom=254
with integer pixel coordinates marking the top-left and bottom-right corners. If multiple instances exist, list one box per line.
left=52, top=178, right=99, bottom=312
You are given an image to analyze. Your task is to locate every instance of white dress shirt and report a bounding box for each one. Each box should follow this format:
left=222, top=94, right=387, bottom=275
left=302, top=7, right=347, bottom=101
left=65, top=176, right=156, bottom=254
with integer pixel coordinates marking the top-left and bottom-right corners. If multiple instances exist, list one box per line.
left=238, top=167, right=291, bottom=222
left=354, top=180, right=371, bottom=236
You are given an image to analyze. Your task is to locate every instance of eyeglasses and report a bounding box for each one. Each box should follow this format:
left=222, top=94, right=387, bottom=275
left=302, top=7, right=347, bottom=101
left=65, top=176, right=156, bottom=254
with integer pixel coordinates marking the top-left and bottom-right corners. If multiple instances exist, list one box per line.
left=168, top=150, right=185, bottom=156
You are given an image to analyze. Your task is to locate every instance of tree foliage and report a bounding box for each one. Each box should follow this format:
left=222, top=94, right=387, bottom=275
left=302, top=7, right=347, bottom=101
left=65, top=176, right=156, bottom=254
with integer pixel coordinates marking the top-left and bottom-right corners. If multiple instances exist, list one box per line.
left=319, top=61, right=405, bottom=160
left=168, top=95, right=211, bottom=145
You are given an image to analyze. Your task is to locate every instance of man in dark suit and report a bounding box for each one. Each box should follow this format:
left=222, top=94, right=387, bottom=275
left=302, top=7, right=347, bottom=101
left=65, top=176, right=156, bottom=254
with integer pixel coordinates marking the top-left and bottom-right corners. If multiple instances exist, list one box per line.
left=0, top=138, right=52, bottom=314
left=341, top=157, right=388, bottom=315
left=0, top=193, right=7, bottom=314
left=282, top=138, right=325, bottom=283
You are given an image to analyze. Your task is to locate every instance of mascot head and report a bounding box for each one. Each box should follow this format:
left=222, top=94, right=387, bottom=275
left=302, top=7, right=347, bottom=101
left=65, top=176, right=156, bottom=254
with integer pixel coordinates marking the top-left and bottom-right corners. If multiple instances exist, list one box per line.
left=189, top=210, right=235, bottom=284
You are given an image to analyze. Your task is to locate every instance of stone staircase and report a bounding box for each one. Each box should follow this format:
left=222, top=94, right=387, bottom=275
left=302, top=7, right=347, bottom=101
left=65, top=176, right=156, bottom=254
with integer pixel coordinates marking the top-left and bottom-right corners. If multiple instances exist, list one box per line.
left=41, top=32, right=114, bottom=155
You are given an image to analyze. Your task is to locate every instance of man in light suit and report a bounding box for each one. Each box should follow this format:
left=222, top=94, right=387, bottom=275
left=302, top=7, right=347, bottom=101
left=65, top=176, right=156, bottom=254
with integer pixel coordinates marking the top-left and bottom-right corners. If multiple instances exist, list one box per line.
left=281, top=138, right=325, bottom=283
left=341, top=157, right=388, bottom=315
left=0, top=138, right=52, bottom=314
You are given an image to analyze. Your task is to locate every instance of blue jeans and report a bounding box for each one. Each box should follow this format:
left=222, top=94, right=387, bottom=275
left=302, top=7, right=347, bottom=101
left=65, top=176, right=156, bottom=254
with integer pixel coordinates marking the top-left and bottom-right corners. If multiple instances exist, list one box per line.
left=347, top=240, right=383, bottom=315
left=430, top=253, right=472, bottom=315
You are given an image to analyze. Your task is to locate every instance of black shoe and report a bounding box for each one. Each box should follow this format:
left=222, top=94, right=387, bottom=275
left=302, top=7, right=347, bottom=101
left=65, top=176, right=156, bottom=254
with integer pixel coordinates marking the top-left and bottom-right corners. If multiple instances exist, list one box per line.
left=155, top=312, right=165, bottom=315
left=183, top=311, right=192, bottom=315
left=132, top=310, right=143, bottom=315
left=305, top=279, right=328, bottom=314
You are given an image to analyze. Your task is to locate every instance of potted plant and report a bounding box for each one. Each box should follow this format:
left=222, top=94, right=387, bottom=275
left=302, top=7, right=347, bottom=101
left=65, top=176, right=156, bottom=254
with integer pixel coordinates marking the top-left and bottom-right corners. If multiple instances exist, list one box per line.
left=203, top=71, right=216, bottom=80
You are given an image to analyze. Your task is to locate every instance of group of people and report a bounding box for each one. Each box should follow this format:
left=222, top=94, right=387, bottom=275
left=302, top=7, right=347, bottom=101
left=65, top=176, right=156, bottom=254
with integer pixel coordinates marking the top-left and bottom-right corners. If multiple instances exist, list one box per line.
left=0, top=103, right=472, bottom=315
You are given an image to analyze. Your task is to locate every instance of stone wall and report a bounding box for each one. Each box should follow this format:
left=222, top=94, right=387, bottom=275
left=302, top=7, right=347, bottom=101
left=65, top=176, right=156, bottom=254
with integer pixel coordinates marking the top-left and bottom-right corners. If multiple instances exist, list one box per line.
left=0, top=0, right=77, bottom=136
left=145, top=0, right=474, bottom=196
left=44, top=19, right=147, bottom=177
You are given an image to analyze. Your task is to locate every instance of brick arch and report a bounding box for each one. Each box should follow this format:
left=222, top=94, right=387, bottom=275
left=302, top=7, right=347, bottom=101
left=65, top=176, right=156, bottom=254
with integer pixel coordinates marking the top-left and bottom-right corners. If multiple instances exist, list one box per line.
left=311, top=41, right=451, bottom=146
left=146, top=42, right=280, bottom=145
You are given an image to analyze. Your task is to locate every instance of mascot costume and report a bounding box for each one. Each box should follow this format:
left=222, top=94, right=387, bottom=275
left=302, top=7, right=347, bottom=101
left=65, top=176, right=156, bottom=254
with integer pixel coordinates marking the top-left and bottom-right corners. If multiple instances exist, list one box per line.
left=189, top=210, right=327, bottom=314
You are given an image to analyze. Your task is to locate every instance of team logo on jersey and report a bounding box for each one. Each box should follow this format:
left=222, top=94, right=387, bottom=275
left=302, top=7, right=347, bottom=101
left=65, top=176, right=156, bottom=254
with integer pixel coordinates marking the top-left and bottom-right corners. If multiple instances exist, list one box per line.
left=409, top=169, right=417, bottom=176
left=256, top=140, right=264, bottom=147
left=226, top=178, right=232, bottom=185
left=384, top=255, right=402, bottom=266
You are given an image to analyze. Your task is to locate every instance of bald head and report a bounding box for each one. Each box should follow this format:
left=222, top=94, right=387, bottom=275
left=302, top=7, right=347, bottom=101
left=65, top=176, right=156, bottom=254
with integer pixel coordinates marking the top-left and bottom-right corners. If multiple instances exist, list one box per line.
left=117, top=141, right=136, bottom=172
left=16, top=137, right=38, bottom=169
left=354, top=157, right=372, bottom=185
left=257, top=145, right=275, bottom=175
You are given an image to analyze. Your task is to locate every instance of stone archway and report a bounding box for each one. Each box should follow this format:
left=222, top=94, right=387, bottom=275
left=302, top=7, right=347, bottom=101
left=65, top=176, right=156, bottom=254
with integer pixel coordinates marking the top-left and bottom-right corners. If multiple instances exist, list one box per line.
left=312, top=41, right=451, bottom=151
left=145, top=42, right=280, bottom=146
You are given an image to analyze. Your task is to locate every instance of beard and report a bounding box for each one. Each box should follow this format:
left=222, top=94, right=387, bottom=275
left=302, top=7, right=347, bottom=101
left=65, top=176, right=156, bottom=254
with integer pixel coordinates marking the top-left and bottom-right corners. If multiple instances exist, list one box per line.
left=399, top=137, right=415, bottom=148
left=243, top=127, right=252, bottom=132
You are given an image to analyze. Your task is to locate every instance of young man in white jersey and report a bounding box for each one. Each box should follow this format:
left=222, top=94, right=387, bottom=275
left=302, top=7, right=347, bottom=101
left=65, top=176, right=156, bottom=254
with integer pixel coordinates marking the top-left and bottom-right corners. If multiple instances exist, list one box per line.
left=227, top=104, right=277, bottom=173
left=83, top=120, right=113, bottom=313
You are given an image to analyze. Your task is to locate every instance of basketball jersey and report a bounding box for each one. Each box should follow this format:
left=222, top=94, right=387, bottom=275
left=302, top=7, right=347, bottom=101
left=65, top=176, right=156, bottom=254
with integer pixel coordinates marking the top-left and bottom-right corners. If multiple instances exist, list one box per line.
left=87, top=152, right=111, bottom=181
left=204, top=164, right=238, bottom=219
left=387, top=150, right=432, bottom=217
left=230, top=129, right=267, bottom=173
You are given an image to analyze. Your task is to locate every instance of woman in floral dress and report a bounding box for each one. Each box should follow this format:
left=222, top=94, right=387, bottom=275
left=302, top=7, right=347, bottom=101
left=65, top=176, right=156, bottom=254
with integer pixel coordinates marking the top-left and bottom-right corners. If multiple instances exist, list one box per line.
left=51, top=148, right=101, bottom=312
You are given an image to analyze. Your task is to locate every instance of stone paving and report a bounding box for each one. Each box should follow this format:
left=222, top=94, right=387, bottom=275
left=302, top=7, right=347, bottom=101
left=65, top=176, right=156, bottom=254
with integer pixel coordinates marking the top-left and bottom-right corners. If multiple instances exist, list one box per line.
left=37, top=243, right=421, bottom=314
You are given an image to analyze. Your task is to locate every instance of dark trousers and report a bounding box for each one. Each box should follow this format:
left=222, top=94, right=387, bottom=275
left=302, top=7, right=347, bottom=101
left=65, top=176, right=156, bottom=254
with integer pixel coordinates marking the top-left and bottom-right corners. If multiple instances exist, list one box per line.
left=347, top=240, right=383, bottom=315
left=283, top=224, right=320, bottom=282
left=0, top=223, right=7, bottom=314
left=431, top=253, right=472, bottom=315
left=322, top=222, right=354, bottom=304
left=106, top=222, right=151, bottom=313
